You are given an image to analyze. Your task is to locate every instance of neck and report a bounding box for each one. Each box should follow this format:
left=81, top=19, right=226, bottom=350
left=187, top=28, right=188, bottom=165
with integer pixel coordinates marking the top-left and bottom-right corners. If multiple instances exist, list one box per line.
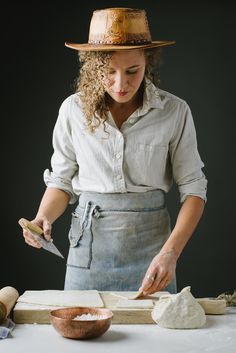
left=107, top=88, right=144, bottom=130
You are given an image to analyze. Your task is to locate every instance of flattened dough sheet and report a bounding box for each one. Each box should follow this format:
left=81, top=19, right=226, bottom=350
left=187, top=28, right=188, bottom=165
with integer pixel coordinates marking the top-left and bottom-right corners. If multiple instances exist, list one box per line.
left=110, top=291, right=170, bottom=300
left=116, top=299, right=154, bottom=309
left=17, top=290, right=104, bottom=308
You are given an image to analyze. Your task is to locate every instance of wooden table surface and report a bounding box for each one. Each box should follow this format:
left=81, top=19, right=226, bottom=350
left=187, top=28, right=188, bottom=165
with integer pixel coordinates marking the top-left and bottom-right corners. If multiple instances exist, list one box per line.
left=2, top=307, right=236, bottom=353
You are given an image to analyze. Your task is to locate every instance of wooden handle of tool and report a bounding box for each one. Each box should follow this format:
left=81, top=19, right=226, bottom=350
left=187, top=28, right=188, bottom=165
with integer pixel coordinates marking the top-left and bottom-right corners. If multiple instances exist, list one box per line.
left=18, top=218, right=43, bottom=235
left=197, top=298, right=226, bottom=315
left=0, top=287, right=19, bottom=322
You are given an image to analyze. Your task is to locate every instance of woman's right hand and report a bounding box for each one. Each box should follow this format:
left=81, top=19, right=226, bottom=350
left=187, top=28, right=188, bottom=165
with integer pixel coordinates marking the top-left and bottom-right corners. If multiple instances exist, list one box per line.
left=22, top=216, right=52, bottom=248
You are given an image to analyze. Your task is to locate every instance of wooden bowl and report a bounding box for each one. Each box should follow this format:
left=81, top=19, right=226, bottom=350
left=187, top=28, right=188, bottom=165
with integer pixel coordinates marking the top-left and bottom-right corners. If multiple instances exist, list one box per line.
left=50, top=307, right=113, bottom=339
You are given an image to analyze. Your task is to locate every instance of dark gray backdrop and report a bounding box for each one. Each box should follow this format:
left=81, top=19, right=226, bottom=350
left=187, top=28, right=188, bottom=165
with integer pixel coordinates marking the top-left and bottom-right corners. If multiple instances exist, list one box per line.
left=2, top=1, right=235, bottom=298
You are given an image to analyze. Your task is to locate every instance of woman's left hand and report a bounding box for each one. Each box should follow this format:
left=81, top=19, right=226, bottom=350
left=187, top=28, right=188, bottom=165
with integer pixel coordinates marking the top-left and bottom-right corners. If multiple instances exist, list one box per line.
left=139, top=250, right=177, bottom=295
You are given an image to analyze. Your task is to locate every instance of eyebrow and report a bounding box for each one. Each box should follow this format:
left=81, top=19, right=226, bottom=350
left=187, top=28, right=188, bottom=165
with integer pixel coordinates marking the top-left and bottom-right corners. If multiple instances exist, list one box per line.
left=127, top=65, right=141, bottom=69
left=109, top=65, right=141, bottom=69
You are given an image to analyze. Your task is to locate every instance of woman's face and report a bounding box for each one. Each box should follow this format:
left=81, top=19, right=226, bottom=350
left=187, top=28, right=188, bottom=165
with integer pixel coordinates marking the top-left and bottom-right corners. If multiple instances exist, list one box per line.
left=104, top=49, right=146, bottom=104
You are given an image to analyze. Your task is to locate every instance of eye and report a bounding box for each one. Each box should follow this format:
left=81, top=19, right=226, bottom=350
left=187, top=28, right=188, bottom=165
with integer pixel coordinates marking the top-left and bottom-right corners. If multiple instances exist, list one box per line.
left=126, top=69, right=138, bottom=75
left=108, top=70, right=116, bottom=75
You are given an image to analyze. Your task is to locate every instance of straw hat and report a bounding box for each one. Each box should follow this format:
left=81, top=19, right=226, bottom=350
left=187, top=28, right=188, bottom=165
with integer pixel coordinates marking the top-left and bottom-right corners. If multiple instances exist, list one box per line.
left=65, top=8, right=175, bottom=51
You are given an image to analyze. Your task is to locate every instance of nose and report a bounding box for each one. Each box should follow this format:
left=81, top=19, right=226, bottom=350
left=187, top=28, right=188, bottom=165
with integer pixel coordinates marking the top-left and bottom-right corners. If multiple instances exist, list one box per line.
left=113, top=72, right=128, bottom=91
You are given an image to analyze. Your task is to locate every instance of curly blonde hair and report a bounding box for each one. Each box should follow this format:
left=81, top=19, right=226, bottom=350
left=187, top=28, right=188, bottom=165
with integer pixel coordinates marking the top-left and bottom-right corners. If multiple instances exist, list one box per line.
left=76, top=48, right=161, bottom=133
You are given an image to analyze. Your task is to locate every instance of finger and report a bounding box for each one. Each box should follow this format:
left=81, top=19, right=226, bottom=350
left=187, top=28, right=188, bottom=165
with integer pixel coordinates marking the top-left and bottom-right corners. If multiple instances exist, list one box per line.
left=139, top=272, right=157, bottom=293
left=144, top=271, right=167, bottom=295
left=23, top=229, right=36, bottom=241
left=24, top=236, right=42, bottom=248
left=25, top=236, right=42, bottom=248
left=154, top=276, right=169, bottom=292
left=42, top=219, right=52, bottom=241
left=151, top=272, right=172, bottom=294
left=23, top=230, right=42, bottom=248
left=23, top=230, right=33, bottom=242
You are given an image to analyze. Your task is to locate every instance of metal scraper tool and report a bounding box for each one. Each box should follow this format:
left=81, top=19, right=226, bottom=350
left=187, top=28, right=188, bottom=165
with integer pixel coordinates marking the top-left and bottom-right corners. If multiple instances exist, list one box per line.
left=18, top=218, right=64, bottom=259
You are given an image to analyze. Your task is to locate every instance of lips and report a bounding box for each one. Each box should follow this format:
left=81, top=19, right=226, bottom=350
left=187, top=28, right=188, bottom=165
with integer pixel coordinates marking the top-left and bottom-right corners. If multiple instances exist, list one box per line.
left=115, top=91, right=128, bottom=96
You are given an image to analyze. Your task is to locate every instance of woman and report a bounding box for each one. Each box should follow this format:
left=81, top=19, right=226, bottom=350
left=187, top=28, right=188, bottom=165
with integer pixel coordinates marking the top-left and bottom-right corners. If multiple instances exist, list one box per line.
left=22, top=8, right=207, bottom=295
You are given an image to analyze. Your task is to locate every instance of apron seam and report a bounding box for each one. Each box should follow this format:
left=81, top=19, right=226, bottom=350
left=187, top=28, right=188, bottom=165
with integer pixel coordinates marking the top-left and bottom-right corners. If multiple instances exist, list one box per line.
left=98, top=205, right=165, bottom=212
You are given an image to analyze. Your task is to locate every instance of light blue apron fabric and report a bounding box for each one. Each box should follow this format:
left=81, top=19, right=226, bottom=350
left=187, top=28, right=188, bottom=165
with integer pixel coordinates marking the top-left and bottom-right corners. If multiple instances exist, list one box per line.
left=64, top=190, right=177, bottom=293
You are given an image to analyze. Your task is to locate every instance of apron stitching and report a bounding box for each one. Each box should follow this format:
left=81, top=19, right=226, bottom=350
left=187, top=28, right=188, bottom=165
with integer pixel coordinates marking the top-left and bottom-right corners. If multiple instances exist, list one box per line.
left=87, top=228, right=93, bottom=268
left=78, top=205, right=165, bottom=213
left=66, top=264, right=91, bottom=270
left=95, top=205, right=165, bottom=213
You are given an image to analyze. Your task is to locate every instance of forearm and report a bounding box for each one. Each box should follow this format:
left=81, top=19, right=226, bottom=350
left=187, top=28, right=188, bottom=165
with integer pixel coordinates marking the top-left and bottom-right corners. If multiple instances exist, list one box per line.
left=160, top=196, right=205, bottom=259
left=35, top=187, right=70, bottom=224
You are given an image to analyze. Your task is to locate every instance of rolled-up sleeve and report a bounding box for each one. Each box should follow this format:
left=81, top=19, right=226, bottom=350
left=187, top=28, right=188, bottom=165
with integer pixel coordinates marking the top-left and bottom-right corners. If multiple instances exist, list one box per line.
left=43, top=97, right=78, bottom=204
left=169, top=102, right=207, bottom=203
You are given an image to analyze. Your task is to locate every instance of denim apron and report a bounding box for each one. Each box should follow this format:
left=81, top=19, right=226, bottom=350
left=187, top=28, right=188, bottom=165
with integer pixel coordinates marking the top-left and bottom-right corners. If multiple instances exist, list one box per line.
left=64, top=190, right=177, bottom=293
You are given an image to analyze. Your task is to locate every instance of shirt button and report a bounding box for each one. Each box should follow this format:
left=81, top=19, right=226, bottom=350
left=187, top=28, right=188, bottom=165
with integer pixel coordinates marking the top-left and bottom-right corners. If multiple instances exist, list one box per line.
left=115, top=153, right=121, bottom=159
left=129, top=118, right=135, bottom=124
left=117, top=175, right=122, bottom=180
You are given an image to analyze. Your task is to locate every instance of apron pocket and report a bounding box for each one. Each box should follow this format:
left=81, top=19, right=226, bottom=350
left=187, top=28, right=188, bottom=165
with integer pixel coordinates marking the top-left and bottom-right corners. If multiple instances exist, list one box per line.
left=67, top=211, right=93, bottom=269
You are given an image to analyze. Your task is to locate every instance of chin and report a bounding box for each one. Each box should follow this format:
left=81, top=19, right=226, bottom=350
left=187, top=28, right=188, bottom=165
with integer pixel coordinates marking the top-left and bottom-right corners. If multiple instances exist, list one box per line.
left=111, top=94, right=134, bottom=104
left=113, top=97, right=130, bottom=103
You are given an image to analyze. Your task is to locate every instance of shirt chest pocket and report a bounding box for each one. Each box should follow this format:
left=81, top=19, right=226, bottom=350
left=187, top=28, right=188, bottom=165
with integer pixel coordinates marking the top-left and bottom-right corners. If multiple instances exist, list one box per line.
left=126, top=143, right=169, bottom=185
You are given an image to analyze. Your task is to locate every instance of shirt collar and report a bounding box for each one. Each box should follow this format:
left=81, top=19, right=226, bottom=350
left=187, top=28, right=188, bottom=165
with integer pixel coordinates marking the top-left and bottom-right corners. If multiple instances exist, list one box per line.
left=129, top=78, right=163, bottom=120
left=139, top=77, right=164, bottom=114
left=106, top=77, right=164, bottom=127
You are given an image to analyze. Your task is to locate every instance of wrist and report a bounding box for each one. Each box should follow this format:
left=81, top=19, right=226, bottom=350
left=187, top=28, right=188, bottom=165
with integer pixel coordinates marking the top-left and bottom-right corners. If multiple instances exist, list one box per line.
left=35, top=213, right=53, bottom=225
left=159, top=248, right=178, bottom=261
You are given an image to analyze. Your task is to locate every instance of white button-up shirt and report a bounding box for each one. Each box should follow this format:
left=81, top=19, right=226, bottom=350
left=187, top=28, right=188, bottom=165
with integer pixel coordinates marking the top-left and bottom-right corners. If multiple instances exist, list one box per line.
left=44, top=80, right=207, bottom=204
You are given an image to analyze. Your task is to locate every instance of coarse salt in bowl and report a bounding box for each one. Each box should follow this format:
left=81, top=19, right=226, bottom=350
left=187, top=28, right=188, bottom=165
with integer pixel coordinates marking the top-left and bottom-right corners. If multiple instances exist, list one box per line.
left=50, top=307, right=113, bottom=339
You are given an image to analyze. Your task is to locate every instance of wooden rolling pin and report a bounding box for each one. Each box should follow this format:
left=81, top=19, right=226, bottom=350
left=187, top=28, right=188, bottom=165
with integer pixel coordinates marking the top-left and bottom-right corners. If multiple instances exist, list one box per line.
left=196, top=297, right=226, bottom=315
left=0, top=287, right=19, bottom=323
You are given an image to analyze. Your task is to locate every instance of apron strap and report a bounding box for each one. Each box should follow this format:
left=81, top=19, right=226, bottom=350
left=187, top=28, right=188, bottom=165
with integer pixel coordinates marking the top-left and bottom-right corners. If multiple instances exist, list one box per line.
left=81, top=201, right=101, bottom=230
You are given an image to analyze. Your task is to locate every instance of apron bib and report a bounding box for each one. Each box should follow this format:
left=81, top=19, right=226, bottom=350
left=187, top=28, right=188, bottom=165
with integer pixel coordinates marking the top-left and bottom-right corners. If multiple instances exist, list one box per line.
left=64, top=190, right=177, bottom=293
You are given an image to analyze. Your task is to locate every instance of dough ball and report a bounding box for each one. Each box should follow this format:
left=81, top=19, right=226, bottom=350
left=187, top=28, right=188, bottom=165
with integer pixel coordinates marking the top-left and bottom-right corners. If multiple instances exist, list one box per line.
left=151, top=286, right=206, bottom=329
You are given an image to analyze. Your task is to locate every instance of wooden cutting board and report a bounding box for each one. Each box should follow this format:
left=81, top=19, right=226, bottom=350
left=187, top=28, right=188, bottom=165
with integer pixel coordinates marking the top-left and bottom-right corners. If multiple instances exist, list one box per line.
left=13, top=290, right=226, bottom=324
left=13, top=291, right=164, bottom=324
